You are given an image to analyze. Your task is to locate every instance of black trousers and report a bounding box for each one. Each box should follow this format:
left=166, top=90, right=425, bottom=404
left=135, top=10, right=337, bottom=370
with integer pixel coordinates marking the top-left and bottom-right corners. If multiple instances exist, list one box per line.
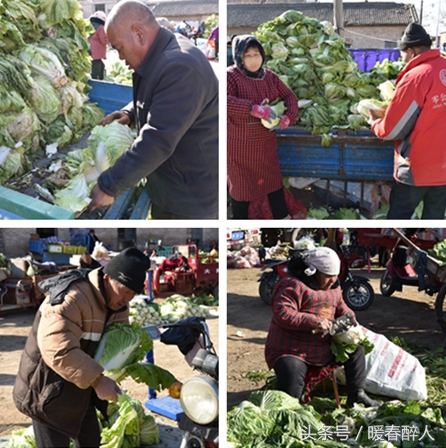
left=32, top=404, right=101, bottom=448
left=387, top=180, right=446, bottom=219
left=273, top=345, right=366, bottom=400
left=91, top=59, right=105, bottom=80
left=231, top=187, right=288, bottom=219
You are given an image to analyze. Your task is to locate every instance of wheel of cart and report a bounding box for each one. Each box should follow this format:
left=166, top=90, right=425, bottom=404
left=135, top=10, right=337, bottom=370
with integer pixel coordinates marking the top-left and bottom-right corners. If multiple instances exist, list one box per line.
left=389, top=229, right=446, bottom=337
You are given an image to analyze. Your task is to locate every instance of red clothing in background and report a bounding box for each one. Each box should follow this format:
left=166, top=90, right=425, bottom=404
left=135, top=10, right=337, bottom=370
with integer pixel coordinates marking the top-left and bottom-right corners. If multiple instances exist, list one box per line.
left=265, top=276, right=353, bottom=369
left=227, top=66, right=298, bottom=201
left=371, top=49, right=446, bottom=186
left=89, top=25, right=108, bottom=60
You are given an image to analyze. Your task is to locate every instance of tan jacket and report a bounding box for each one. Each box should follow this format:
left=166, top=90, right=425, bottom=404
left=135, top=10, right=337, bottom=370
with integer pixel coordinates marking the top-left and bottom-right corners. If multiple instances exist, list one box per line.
left=13, top=268, right=128, bottom=438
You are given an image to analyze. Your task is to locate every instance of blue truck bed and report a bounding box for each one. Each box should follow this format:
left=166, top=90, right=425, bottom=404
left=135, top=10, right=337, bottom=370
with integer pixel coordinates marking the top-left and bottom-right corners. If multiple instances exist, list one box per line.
left=277, top=127, right=394, bottom=182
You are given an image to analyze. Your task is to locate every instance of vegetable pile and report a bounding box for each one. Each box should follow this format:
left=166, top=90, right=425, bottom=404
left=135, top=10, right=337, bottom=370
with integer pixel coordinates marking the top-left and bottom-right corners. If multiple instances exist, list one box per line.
left=94, top=322, right=177, bottom=389
left=254, top=10, right=405, bottom=135
left=99, top=392, right=160, bottom=448
left=227, top=390, right=446, bottom=448
left=8, top=392, right=161, bottom=448
left=428, top=240, right=446, bottom=266
left=0, top=0, right=104, bottom=186
left=129, top=294, right=217, bottom=327
left=230, top=336, right=446, bottom=448
left=46, top=120, right=135, bottom=214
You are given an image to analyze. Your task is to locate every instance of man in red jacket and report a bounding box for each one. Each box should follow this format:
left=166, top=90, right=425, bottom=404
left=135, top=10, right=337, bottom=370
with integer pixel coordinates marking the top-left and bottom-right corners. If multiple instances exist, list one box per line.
left=89, top=11, right=109, bottom=80
left=370, top=23, right=446, bottom=219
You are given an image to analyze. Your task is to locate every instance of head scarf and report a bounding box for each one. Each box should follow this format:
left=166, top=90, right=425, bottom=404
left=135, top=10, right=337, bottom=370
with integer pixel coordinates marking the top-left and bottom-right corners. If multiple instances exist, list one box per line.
left=303, top=247, right=340, bottom=277
left=232, top=34, right=265, bottom=79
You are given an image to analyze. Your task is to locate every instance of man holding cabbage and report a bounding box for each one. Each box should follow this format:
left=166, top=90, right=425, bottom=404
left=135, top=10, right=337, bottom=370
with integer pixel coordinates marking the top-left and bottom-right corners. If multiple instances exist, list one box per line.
left=370, top=23, right=446, bottom=219
left=88, top=0, right=218, bottom=219
left=13, top=248, right=150, bottom=448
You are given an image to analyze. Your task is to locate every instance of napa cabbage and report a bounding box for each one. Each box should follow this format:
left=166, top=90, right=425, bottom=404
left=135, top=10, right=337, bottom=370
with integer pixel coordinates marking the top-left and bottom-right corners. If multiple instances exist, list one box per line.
left=331, top=325, right=374, bottom=363
left=94, top=323, right=177, bottom=391
left=100, top=392, right=160, bottom=448
left=261, top=99, right=287, bottom=129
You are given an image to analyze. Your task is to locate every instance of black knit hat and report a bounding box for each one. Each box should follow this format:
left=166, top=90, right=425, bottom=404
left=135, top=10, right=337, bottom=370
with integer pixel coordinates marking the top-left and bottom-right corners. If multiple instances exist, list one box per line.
left=103, top=247, right=150, bottom=294
left=398, top=23, right=432, bottom=50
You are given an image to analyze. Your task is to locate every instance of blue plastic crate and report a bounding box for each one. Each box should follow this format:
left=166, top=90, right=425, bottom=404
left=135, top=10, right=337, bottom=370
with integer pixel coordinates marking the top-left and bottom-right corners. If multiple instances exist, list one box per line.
left=29, top=239, right=44, bottom=255
left=145, top=396, right=183, bottom=421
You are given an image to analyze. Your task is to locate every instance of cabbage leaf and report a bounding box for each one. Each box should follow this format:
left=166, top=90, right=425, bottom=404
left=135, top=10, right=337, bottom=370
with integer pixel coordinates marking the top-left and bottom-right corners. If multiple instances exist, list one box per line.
left=94, top=323, right=177, bottom=391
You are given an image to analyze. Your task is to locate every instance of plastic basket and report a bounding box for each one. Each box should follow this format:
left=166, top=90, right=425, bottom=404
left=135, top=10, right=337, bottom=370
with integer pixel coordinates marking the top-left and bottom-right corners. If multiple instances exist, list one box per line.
left=48, top=244, right=63, bottom=253
left=62, top=245, right=79, bottom=254
left=76, top=246, right=87, bottom=255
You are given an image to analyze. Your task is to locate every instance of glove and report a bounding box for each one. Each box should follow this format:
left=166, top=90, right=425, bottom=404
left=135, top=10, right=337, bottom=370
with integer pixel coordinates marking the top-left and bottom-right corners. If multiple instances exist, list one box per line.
left=251, top=104, right=277, bottom=121
left=269, top=114, right=291, bottom=131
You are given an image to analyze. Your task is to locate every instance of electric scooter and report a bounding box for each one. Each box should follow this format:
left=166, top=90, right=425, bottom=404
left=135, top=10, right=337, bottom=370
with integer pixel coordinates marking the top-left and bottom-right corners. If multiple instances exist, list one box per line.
left=259, top=246, right=374, bottom=310
left=160, top=317, right=218, bottom=448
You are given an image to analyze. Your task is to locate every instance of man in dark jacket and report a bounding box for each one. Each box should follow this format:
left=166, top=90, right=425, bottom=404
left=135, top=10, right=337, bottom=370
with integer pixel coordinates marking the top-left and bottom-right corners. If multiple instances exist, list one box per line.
left=89, top=0, right=218, bottom=219
left=13, top=248, right=150, bottom=448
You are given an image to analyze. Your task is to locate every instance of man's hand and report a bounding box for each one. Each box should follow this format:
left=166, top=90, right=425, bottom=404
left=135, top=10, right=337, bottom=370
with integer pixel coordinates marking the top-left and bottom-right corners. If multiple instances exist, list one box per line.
left=92, top=375, right=121, bottom=402
left=315, top=318, right=333, bottom=337
left=89, top=183, right=115, bottom=211
left=99, top=111, right=131, bottom=126
left=368, top=109, right=384, bottom=125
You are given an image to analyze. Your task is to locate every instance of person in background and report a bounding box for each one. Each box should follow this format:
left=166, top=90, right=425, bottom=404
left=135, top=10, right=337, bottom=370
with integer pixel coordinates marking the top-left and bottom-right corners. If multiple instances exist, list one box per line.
left=227, top=35, right=298, bottom=220
left=157, top=17, right=175, bottom=33
left=265, top=247, right=381, bottom=408
left=370, top=23, right=446, bottom=219
left=89, top=0, right=218, bottom=219
left=80, top=251, right=102, bottom=270
left=207, top=25, right=219, bottom=59
left=13, top=248, right=150, bottom=448
left=89, top=11, right=109, bottom=80
left=88, top=229, right=101, bottom=254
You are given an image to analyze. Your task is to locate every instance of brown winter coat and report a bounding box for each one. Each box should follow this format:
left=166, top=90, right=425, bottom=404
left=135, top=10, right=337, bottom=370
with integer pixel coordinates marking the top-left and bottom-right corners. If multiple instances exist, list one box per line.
left=13, top=268, right=128, bottom=438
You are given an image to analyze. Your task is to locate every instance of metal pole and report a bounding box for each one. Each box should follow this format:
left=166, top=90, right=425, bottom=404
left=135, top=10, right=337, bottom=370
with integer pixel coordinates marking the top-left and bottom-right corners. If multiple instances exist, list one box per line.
left=333, top=0, right=344, bottom=36
left=436, top=0, right=441, bottom=48
left=420, top=0, right=424, bottom=25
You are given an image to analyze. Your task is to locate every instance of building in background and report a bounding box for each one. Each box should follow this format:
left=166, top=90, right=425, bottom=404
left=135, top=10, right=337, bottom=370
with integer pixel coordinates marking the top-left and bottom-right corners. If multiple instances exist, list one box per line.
left=228, top=1, right=418, bottom=48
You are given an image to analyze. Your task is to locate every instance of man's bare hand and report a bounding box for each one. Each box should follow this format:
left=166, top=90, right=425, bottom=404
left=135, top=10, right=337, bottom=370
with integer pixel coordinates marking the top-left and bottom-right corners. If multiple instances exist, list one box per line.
left=99, top=111, right=131, bottom=126
left=89, top=183, right=115, bottom=211
left=92, top=375, right=121, bottom=402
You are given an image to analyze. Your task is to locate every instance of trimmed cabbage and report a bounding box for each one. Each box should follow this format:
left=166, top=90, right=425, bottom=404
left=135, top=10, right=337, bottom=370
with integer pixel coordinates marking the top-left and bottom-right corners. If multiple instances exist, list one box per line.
left=94, top=323, right=177, bottom=391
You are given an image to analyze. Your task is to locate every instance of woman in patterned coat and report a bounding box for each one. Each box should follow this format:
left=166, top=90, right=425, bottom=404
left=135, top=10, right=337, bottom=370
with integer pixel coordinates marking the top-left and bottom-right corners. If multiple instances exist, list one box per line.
left=227, top=35, right=299, bottom=219
left=265, top=247, right=381, bottom=408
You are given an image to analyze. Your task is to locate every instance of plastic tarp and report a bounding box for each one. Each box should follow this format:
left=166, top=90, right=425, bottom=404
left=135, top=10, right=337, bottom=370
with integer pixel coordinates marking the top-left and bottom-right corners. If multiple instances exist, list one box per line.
left=348, top=48, right=400, bottom=72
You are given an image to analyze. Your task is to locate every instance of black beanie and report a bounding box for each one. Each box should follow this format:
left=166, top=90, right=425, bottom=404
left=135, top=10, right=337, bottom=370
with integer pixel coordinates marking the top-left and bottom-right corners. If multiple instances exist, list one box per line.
left=103, top=247, right=150, bottom=294
left=398, top=23, right=432, bottom=50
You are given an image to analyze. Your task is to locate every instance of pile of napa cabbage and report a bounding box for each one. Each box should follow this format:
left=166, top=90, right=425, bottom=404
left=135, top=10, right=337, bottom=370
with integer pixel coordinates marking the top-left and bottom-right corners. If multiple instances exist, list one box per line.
left=254, top=10, right=405, bottom=135
left=44, top=121, right=135, bottom=214
left=0, top=0, right=104, bottom=186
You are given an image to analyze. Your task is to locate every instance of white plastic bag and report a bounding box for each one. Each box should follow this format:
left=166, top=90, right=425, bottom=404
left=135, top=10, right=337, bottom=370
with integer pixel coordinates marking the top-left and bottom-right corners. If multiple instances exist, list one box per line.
left=335, top=327, right=427, bottom=401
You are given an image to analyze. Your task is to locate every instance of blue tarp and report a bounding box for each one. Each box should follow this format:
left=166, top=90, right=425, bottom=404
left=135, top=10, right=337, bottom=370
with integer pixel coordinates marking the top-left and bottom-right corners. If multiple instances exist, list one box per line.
left=348, top=48, right=401, bottom=72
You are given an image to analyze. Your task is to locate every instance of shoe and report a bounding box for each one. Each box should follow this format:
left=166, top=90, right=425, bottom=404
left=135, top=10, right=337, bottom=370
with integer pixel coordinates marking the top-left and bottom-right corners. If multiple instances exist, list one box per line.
left=347, top=389, right=381, bottom=408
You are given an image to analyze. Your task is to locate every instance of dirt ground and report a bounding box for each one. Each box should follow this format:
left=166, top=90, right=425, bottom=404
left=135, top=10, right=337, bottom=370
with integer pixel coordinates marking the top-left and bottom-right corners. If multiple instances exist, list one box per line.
left=0, top=301, right=219, bottom=438
left=227, top=265, right=446, bottom=410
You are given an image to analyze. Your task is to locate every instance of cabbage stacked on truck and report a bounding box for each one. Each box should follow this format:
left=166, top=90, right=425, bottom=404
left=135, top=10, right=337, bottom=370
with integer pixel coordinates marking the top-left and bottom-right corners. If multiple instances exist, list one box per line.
left=254, top=10, right=405, bottom=135
left=0, top=0, right=104, bottom=186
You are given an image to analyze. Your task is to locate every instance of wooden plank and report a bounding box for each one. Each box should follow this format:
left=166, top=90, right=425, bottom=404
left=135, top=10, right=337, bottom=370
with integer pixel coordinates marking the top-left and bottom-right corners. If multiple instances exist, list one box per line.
left=0, top=186, right=74, bottom=220
left=129, top=187, right=151, bottom=220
